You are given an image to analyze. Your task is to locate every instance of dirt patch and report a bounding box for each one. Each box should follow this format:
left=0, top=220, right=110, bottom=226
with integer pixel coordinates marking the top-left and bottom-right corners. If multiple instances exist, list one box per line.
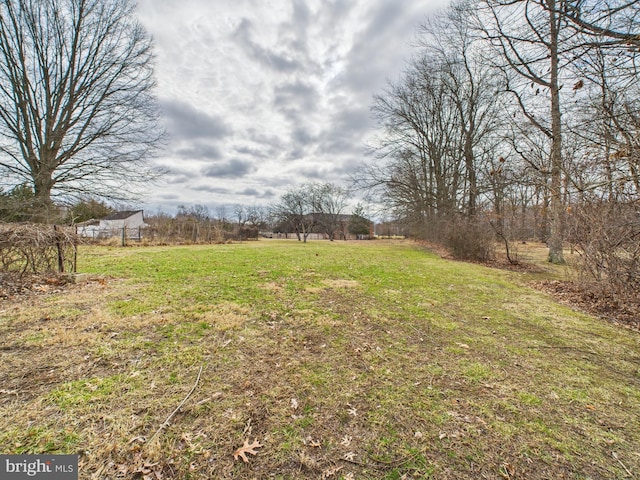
left=322, top=279, right=359, bottom=289
left=259, top=281, right=283, bottom=293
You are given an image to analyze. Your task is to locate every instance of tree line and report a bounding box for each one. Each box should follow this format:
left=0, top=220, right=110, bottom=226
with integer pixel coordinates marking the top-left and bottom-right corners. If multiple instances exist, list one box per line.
left=356, top=0, right=639, bottom=297
left=145, top=183, right=372, bottom=243
left=0, top=181, right=371, bottom=243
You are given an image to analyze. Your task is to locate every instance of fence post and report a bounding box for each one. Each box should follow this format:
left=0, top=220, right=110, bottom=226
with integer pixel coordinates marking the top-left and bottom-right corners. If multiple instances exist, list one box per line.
left=121, top=227, right=126, bottom=247
left=73, top=225, right=78, bottom=273
left=54, top=225, right=64, bottom=273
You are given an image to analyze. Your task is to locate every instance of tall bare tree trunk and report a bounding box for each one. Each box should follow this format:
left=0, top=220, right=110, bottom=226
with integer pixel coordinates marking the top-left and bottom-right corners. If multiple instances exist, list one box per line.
left=547, top=0, right=565, bottom=264
left=464, top=131, right=477, bottom=217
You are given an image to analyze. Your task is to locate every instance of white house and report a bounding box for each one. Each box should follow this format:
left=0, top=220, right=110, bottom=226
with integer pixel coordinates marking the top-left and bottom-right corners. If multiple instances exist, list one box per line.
left=77, top=210, right=147, bottom=239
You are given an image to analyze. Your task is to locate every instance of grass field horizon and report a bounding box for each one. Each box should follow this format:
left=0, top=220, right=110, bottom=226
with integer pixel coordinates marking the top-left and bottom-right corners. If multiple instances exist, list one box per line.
left=1, top=240, right=639, bottom=479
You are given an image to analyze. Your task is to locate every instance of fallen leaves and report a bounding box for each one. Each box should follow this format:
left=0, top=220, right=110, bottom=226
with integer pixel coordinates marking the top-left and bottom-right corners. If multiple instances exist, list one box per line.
left=0, top=272, right=69, bottom=300
left=303, top=435, right=321, bottom=447
left=132, top=459, right=163, bottom=479
left=233, top=438, right=263, bottom=463
left=321, top=465, right=343, bottom=479
left=499, top=462, right=516, bottom=479
left=114, top=453, right=167, bottom=480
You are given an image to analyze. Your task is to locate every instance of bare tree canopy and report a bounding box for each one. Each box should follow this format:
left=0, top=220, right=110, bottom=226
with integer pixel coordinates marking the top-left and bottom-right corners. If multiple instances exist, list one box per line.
left=478, top=0, right=639, bottom=263
left=562, top=0, right=640, bottom=46
left=0, top=0, right=163, bottom=218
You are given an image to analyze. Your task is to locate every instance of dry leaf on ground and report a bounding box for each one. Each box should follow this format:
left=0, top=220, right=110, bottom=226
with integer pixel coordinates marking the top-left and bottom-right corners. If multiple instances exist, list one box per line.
left=321, top=465, right=343, bottom=479
left=233, top=438, right=263, bottom=463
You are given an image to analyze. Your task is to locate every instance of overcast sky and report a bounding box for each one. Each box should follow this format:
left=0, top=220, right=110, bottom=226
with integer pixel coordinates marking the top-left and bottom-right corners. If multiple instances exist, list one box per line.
left=134, top=0, right=448, bottom=215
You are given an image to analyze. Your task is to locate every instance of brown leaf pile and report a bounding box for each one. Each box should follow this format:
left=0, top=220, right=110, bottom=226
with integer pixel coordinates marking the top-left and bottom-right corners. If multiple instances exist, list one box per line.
left=532, top=280, right=640, bottom=331
left=0, top=272, right=69, bottom=300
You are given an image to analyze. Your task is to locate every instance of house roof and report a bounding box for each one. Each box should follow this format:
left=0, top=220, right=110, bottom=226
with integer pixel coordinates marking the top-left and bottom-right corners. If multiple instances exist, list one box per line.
left=103, top=210, right=143, bottom=221
left=77, top=219, right=100, bottom=226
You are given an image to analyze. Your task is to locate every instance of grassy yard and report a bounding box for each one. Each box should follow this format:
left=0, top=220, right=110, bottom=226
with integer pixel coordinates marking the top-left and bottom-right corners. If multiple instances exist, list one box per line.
left=0, top=240, right=639, bottom=479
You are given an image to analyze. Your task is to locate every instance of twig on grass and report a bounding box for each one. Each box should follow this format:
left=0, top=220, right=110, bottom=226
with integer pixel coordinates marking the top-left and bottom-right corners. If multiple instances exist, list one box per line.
left=612, top=452, right=633, bottom=477
left=525, top=345, right=598, bottom=356
left=340, top=451, right=426, bottom=472
left=368, top=446, right=429, bottom=469
left=148, top=365, right=204, bottom=444
left=340, top=456, right=383, bottom=470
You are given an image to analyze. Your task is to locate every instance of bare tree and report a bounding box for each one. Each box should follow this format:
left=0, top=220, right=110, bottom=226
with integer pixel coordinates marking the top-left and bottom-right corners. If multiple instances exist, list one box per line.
left=479, top=0, right=640, bottom=263
left=479, top=0, right=579, bottom=263
left=418, top=0, right=504, bottom=218
left=367, top=59, right=462, bottom=238
left=244, top=204, right=268, bottom=230
left=569, top=40, right=640, bottom=197
left=562, top=0, right=640, bottom=47
left=360, top=2, right=504, bottom=243
left=312, top=183, right=350, bottom=241
left=0, top=0, right=163, bottom=220
left=271, top=184, right=320, bottom=242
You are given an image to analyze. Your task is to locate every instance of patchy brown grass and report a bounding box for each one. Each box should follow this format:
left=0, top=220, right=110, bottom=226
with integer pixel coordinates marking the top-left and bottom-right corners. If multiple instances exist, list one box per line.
left=0, top=241, right=639, bottom=479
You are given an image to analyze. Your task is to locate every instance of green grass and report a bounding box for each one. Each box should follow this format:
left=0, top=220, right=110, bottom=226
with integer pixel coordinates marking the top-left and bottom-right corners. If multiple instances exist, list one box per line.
left=0, top=240, right=638, bottom=479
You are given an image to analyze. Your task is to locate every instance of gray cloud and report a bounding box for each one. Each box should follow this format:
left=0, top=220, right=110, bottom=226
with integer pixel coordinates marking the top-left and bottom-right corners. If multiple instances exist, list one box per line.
left=291, top=0, right=311, bottom=32
left=239, top=187, right=260, bottom=196
left=296, top=165, right=327, bottom=179
left=237, top=187, right=277, bottom=199
left=318, top=106, right=373, bottom=155
left=233, top=144, right=270, bottom=159
left=157, top=165, right=200, bottom=184
left=291, top=162, right=357, bottom=185
left=286, top=146, right=306, bottom=161
left=332, top=0, right=428, bottom=99
left=164, top=175, right=193, bottom=184
left=175, top=143, right=223, bottom=161
left=202, top=159, right=256, bottom=179
left=247, top=129, right=286, bottom=149
left=233, top=18, right=303, bottom=73
left=160, top=98, right=232, bottom=141
left=292, top=126, right=316, bottom=146
left=326, top=0, right=355, bottom=25
left=157, top=193, right=181, bottom=200
left=273, top=81, right=319, bottom=114
left=192, top=185, right=231, bottom=194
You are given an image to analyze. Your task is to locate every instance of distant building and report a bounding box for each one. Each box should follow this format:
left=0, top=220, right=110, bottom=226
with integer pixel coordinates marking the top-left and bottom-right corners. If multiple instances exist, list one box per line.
left=77, top=210, right=147, bottom=239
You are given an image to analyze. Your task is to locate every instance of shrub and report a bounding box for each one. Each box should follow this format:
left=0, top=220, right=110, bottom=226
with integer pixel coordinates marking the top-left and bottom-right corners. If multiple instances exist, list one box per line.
left=0, top=223, right=78, bottom=274
left=566, top=200, right=640, bottom=300
left=444, top=218, right=496, bottom=262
